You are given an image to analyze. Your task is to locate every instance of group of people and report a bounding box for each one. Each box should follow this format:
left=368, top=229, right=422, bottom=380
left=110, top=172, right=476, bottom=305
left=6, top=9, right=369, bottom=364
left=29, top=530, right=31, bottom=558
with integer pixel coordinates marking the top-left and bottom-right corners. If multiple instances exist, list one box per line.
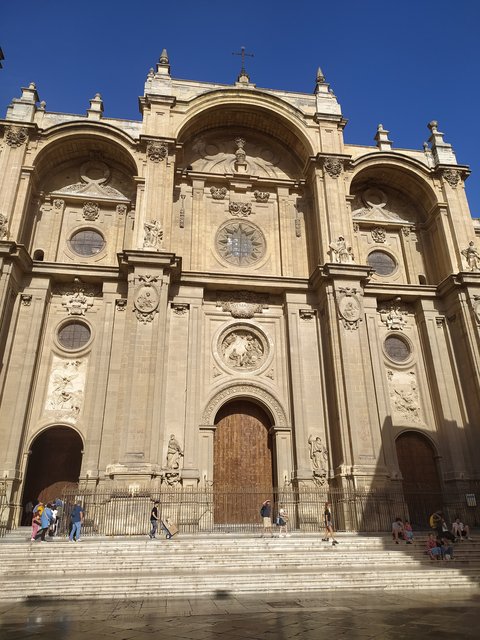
left=260, top=500, right=339, bottom=545
left=391, top=511, right=473, bottom=561
left=29, top=499, right=84, bottom=542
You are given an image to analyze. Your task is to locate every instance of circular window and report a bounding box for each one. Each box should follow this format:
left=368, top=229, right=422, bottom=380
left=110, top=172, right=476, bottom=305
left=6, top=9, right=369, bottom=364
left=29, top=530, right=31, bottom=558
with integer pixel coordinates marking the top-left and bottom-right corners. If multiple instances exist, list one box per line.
left=57, top=322, right=91, bottom=350
left=215, top=221, right=266, bottom=266
left=384, top=335, right=411, bottom=362
left=69, top=229, right=105, bottom=257
left=368, top=250, right=397, bottom=276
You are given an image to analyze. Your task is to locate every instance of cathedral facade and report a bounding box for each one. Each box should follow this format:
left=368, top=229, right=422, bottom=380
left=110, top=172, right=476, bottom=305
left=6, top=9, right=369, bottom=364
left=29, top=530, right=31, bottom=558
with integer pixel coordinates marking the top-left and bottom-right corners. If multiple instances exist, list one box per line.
left=1, top=52, right=480, bottom=528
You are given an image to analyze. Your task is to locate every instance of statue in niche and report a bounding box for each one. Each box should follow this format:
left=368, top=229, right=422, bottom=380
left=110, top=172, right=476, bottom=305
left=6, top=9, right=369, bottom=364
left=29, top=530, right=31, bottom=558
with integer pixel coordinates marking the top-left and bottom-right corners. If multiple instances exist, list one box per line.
left=166, top=434, right=184, bottom=470
left=461, top=241, right=480, bottom=272
left=143, top=220, right=163, bottom=249
left=329, top=236, right=354, bottom=264
left=308, top=435, right=328, bottom=485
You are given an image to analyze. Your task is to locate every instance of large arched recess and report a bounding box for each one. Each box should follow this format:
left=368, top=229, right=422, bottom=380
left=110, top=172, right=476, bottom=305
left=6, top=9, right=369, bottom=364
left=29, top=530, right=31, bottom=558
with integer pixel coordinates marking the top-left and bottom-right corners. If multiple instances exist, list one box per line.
left=395, top=430, right=442, bottom=529
left=175, top=90, right=315, bottom=170
left=21, top=426, right=83, bottom=523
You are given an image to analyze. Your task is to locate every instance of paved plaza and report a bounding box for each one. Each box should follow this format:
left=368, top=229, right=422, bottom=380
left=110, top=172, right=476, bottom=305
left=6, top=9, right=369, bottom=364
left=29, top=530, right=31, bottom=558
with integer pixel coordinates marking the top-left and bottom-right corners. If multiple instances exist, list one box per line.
left=1, top=589, right=479, bottom=640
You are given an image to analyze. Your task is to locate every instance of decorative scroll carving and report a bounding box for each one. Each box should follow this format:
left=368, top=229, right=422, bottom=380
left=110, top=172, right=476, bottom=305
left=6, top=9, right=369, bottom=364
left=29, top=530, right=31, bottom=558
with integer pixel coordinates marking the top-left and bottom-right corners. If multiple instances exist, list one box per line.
left=443, top=168, right=461, bottom=188
left=210, top=186, right=227, bottom=200
left=329, top=236, right=354, bottom=263
left=387, top=369, right=422, bottom=424
left=83, top=201, right=99, bottom=221
left=59, top=278, right=97, bottom=316
left=229, top=201, right=252, bottom=217
left=20, top=294, right=32, bottom=306
left=202, top=383, right=288, bottom=426
left=45, top=357, right=86, bottom=422
left=461, top=241, right=480, bottom=271
left=115, top=298, right=127, bottom=311
left=253, top=190, right=270, bottom=203
left=147, top=140, right=168, bottom=162
left=143, top=220, right=163, bottom=250
left=371, top=227, right=386, bottom=243
left=133, top=280, right=159, bottom=324
left=5, top=126, right=28, bottom=147
left=116, top=204, right=127, bottom=215
left=171, top=303, right=189, bottom=316
left=166, top=434, right=184, bottom=470
left=299, top=309, right=316, bottom=321
left=308, top=434, right=329, bottom=486
left=217, top=290, right=268, bottom=318
left=220, top=328, right=266, bottom=370
left=53, top=199, right=64, bottom=210
left=379, top=298, right=409, bottom=330
left=323, top=157, right=343, bottom=178
left=337, top=287, right=362, bottom=331
left=163, top=472, right=181, bottom=486
left=0, top=213, right=8, bottom=239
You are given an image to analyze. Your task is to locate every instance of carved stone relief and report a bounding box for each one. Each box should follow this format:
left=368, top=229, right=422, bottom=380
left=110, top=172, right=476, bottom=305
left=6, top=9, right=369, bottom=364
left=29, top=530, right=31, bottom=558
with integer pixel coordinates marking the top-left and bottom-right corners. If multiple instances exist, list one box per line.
left=83, top=201, right=99, bottom=221
left=337, top=287, right=362, bottom=331
left=172, top=303, right=189, bottom=316
left=143, top=220, right=163, bottom=250
left=215, top=221, right=266, bottom=266
left=210, top=186, right=227, bottom=200
left=53, top=199, right=64, bottom=210
left=379, top=298, right=409, bottom=330
left=371, top=227, right=386, bottom=243
left=229, top=202, right=252, bottom=217
left=45, top=357, right=86, bottom=422
left=387, top=369, right=422, bottom=424
left=116, top=204, right=127, bottom=215
left=5, top=126, right=28, bottom=147
left=253, top=190, right=270, bottom=203
left=443, top=168, right=461, bottom=188
left=352, top=188, right=412, bottom=223
left=299, top=309, right=316, bottom=321
left=219, top=327, right=267, bottom=371
left=308, top=434, right=329, bottom=486
left=217, top=290, right=268, bottom=318
left=52, top=159, right=129, bottom=202
left=202, top=383, right=288, bottom=426
left=323, top=157, right=343, bottom=179
left=0, top=213, right=8, bottom=239
left=116, top=298, right=127, bottom=311
left=461, top=241, right=480, bottom=271
left=147, top=140, right=168, bottom=162
left=20, top=294, right=32, bottom=306
left=234, top=137, right=247, bottom=172
left=133, top=276, right=160, bottom=324
left=473, top=295, right=480, bottom=325
left=58, top=279, right=98, bottom=316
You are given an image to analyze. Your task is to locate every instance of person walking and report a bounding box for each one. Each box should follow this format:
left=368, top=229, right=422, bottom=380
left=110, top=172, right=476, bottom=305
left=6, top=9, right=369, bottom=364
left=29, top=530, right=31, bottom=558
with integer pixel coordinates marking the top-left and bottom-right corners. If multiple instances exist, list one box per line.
left=323, top=501, right=339, bottom=545
left=149, top=501, right=159, bottom=539
left=277, top=508, right=290, bottom=537
left=69, top=501, right=84, bottom=542
left=260, top=499, right=273, bottom=537
left=36, top=503, right=53, bottom=542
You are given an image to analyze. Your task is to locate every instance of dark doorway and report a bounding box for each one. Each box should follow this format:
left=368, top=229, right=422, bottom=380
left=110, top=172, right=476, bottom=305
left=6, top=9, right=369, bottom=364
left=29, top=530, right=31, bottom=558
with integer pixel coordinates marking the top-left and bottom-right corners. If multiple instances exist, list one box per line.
left=214, top=400, right=273, bottom=524
left=21, top=426, right=83, bottom=523
left=396, top=431, right=442, bottom=528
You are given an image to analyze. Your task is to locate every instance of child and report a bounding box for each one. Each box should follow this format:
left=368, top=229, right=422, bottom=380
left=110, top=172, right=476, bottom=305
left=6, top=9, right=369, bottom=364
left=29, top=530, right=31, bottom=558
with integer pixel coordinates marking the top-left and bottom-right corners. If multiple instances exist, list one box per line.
left=392, top=517, right=404, bottom=544
left=404, top=520, right=414, bottom=544
left=277, top=508, right=290, bottom=537
left=425, top=533, right=442, bottom=560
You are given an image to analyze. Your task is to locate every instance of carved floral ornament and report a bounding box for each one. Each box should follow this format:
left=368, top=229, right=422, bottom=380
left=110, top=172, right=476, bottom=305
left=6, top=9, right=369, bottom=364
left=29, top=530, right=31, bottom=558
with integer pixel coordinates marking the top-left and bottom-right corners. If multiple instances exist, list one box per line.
left=254, top=190, right=270, bottom=203
left=229, top=201, right=252, bottom=217
left=146, top=140, right=168, bottom=162
left=210, top=186, right=227, bottom=200
left=5, top=126, right=28, bottom=147
left=337, top=287, right=362, bottom=330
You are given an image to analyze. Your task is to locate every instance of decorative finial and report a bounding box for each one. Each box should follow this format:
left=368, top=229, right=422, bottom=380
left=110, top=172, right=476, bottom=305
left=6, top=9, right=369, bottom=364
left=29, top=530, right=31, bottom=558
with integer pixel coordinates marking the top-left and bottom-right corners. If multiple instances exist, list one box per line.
left=233, top=46, right=254, bottom=83
left=28, top=82, right=36, bottom=90
left=316, top=67, right=325, bottom=83
left=374, top=123, right=393, bottom=151
left=155, top=49, right=171, bottom=76
left=427, top=120, right=457, bottom=166
left=147, top=67, right=155, bottom=80
left=159, top=49, right=169, bottom=65
left=87, top=93, right=104, bottom=119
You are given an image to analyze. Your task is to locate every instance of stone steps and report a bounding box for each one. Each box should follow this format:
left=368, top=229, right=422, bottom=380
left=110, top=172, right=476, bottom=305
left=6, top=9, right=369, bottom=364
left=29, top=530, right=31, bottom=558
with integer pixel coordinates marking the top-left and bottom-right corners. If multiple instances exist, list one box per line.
left=1, top=530, right=479, bottom=601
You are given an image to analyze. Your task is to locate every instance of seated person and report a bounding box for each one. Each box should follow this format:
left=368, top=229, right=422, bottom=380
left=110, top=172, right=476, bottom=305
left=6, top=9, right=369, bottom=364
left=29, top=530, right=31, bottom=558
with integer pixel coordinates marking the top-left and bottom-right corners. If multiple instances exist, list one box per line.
left=392, top=517, right=404, bottom=544
left=452, top=518, right=472, bottom=541
left=425, top=533, right=442, bottom=560
left=440, top=540, right=455, bottom=560
left=404, top=520, right=414, bottom=543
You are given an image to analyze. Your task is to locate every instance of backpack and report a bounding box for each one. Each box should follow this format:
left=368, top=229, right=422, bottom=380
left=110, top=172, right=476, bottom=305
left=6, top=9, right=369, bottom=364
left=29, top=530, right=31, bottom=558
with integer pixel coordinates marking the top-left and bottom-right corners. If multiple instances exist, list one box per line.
left=260, top=505, right=267, bottom=517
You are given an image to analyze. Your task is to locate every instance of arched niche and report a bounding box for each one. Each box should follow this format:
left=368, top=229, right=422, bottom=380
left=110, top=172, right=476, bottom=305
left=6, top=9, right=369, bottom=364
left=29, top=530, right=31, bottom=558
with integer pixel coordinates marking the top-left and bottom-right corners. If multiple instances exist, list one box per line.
left=21, top=425, right=83, bottom=523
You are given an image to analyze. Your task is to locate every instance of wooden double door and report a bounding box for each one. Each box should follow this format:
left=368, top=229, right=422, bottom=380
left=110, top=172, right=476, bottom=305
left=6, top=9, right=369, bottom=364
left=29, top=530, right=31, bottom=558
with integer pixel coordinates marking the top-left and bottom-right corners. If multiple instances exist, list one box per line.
left=213, top=400, right=274, bottom=524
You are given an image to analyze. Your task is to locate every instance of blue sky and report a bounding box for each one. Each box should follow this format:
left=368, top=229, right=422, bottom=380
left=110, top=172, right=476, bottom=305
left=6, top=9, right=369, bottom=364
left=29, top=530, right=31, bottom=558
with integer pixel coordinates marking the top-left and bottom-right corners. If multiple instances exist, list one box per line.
left=1, top=1, right=479, bottom=216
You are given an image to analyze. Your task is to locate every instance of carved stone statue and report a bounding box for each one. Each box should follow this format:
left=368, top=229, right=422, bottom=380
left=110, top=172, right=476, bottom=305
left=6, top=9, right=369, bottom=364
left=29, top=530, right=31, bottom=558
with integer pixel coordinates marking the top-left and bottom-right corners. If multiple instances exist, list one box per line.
left=461, top=241, right=480, bottom=272
left=166, top=434, right=184, bottom=470
left=308, top=434, right=328, bottom=484
left=329, top=236, right=354, bottom=264
left=143, top=220, right=163, bottom=249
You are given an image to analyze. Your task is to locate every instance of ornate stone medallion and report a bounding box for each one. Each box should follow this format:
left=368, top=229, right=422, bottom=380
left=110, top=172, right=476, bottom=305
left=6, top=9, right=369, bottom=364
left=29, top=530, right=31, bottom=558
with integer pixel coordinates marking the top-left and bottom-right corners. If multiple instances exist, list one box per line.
left=218, top=326, right=268, bottom=371
left=215, top=220, right=266, bottom=266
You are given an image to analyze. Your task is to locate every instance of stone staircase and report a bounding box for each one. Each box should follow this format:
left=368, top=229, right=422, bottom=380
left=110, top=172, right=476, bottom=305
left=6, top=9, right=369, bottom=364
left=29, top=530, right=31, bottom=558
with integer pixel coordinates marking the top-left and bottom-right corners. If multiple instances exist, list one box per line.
left=1, top=528, right=479, bottom=601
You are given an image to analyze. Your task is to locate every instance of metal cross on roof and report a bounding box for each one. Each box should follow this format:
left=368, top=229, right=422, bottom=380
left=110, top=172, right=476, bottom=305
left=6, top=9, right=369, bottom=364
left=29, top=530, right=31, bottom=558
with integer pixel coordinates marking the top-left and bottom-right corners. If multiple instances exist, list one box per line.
left=232, top=46, right=254, bottom=79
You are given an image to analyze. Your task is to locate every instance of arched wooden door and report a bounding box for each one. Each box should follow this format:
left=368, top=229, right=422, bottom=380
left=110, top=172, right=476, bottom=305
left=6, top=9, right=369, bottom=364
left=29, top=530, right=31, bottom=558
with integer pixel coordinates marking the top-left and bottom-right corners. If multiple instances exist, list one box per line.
left=396, top=431, right=442, bottom=527
left=214, top=400, right=274, bottom=524
left=21, top=426, right=83, bottom=523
